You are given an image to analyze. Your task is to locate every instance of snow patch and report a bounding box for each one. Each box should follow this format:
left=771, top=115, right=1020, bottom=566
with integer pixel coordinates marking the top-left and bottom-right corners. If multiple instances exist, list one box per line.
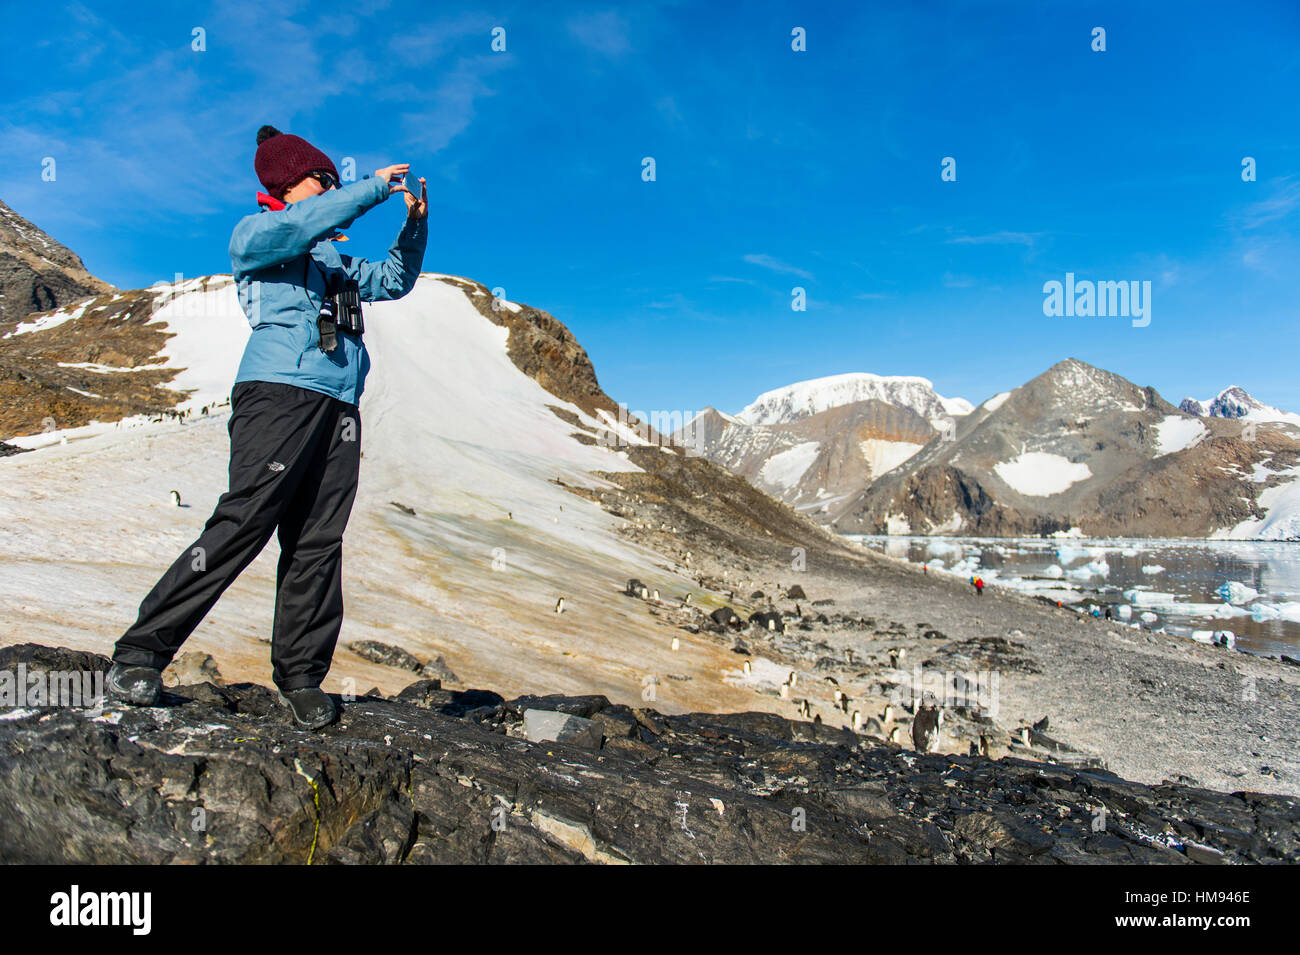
left=994, top=452, right=1092, bottom=496
left=757, top=441, right=821, bottom=491
left=858, top=438, right=923, bottom=477
left=1153, top=416, right=1207, bottom=456
left=982, top=391, right=1011, bottom=413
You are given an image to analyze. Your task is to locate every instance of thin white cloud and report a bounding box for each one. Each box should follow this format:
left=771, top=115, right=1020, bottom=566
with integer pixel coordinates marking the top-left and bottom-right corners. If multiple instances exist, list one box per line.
left=946, top=230, right=1041, bottom=246
left=1236, top=177, right=1300, bottom=230
left=743, top=253, right=813, bottom=280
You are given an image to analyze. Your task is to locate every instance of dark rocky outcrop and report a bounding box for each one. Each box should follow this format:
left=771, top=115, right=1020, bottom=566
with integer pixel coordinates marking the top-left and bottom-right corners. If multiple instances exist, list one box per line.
left=2, top=644, right=1296, bottom=864
left=0, top=199, right=113, bottom=329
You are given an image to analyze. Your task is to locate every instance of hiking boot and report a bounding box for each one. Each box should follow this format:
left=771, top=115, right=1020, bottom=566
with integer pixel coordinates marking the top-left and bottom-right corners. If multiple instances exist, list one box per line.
left=105, top=661, right=163, bottom=706
left=279, top=687, right=337, bottom=730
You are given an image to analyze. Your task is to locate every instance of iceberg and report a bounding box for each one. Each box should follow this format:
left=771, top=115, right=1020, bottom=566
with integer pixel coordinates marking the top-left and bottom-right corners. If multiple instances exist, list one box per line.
left=1215, top=581, right=1259, bottom=605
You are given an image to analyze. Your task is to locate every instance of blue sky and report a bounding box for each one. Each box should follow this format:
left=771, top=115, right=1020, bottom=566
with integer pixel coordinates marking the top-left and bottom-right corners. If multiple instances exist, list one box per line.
left=3, top=0, right=1299, bottom=416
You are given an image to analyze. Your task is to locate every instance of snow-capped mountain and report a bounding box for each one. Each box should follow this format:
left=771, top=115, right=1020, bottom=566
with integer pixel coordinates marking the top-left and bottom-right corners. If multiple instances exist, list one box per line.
left=678, top=399, right=934, bottom=515
left=834, top=359, right=1300, bottom=539
left=1180, top=386, right=1300, bottom=427
left=737, top=372, right=973, bottom=427
left=678, top=372, right=969, bottom=516
left=681, top=359, right=1300, bottom=540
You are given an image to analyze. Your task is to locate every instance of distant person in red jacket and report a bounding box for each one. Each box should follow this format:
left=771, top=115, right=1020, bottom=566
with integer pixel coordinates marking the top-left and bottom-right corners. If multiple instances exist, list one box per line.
left=973, top=575, right=985, bottom=596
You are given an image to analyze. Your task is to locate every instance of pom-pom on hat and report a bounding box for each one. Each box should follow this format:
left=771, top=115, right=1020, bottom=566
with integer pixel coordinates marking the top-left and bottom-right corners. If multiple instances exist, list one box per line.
left=253, top=125, right=339, bottom=201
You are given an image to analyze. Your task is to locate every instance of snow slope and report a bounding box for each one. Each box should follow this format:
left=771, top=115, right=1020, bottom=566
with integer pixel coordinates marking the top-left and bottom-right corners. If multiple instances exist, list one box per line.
left=1214, top=474, right=1300, bottom=541
left=0, top=273, right=769, bottom=712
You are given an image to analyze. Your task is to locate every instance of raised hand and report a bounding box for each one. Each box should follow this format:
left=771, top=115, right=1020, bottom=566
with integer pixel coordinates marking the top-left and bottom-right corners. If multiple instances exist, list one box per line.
left=404, top=177, right=428, bottom=220
left=373, top=164, right=411, bottom=194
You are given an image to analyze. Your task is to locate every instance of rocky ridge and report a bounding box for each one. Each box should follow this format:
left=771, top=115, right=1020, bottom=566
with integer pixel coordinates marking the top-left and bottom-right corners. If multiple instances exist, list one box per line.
left=2, top=643, right=1294, bottom=864
left=0, top=198, right=113, bottom=329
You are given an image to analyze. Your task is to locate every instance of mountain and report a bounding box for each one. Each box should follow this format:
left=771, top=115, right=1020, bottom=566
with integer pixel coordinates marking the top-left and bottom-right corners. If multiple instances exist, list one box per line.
left=830, top=359, right=1300, bottom=539
left=736, top=371, right=972, bottom=426
left=0, top=199, right=113, bottom=329
left=679, top=399, right=934, bottom=516
left=1180, top=386, right=1300, bottom=427
left=676, top=372, right=969, bottom=517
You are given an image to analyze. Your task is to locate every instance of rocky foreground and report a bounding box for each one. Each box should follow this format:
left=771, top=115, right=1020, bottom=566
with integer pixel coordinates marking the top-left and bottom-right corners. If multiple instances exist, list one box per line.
left=1, top=644, right=1296, bottom=864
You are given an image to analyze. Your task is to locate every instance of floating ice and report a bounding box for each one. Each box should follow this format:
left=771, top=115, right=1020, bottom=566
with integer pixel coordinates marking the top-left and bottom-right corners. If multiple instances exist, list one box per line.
left=1056, top=544, right=1091, bottom=565
left=1248, top=601, right=1300, bottom=623
left=1216, top=581, right=1259, bottom=605
left=1067, top=558, right=1110, bottom=579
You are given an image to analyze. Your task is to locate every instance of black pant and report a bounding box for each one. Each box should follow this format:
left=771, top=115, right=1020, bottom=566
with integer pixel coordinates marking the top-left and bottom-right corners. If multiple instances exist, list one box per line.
left=113, top=381, right=362, bottom=691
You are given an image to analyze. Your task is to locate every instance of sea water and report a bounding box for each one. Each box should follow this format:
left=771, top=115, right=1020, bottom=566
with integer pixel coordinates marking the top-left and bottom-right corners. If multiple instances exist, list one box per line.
left=845, top=535, right=1300, bottom=657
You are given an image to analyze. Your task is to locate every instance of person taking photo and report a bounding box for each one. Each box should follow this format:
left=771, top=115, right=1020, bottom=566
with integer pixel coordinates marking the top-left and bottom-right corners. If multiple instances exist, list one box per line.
left=106, top=125, right=428, bottom=729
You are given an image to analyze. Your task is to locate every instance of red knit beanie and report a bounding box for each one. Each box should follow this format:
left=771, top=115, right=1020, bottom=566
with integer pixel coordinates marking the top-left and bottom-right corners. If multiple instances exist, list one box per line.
left=254, top=126, right=339, bottom=201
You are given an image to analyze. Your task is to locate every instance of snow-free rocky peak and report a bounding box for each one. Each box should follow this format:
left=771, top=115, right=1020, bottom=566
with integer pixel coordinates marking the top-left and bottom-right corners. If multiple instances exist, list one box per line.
left=0, top=198, right=113, bottom=328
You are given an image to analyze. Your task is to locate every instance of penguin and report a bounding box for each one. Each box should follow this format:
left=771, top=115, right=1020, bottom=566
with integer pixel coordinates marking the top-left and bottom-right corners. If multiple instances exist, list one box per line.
left=743, top=659, right=752, bottom=676
left=851, top=710, right=862, bottom=731
left=882, top=704, right=895, bottom=724
left=888, top=727, right=901, bottom=744
left=969, top=741, right=979, bottom=757
left=682, top=593, right=692, bottom=606
left=888, top=649, right=902, bottom=668
left=823, top=676, right=839, bottom=686
left=779, top=684, right=790, bottom=700
left=911, top=702, right=942, bottom=753
left=787, top=671, right=797, bottom=687
left=813, top=713, right=822, bottom=725
left=169, top=490, right=182, bottom=507
left=1019, top=727, right=1031, bottom=748
left=554, top=597, right=565, bottom=614
left=671, top=636, right=680, bottom=652
left=833, top=689, right=844, bottom=706
left=652, top=589, right=660, bottom=601
left=978, top=734, right=990, bottom=757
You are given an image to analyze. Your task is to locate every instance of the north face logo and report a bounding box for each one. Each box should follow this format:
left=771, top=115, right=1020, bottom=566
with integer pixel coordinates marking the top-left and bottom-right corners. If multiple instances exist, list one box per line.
left=267, top=461, right=285, bottom=472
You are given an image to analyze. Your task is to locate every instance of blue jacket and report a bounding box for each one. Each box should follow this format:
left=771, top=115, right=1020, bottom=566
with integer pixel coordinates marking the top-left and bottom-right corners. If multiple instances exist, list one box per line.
left=229, top=176, right=428, bottom=405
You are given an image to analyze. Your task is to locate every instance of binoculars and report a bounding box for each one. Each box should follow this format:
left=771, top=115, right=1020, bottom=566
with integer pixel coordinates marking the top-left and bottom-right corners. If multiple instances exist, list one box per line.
left=317, top=277, right=364, bottom=353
